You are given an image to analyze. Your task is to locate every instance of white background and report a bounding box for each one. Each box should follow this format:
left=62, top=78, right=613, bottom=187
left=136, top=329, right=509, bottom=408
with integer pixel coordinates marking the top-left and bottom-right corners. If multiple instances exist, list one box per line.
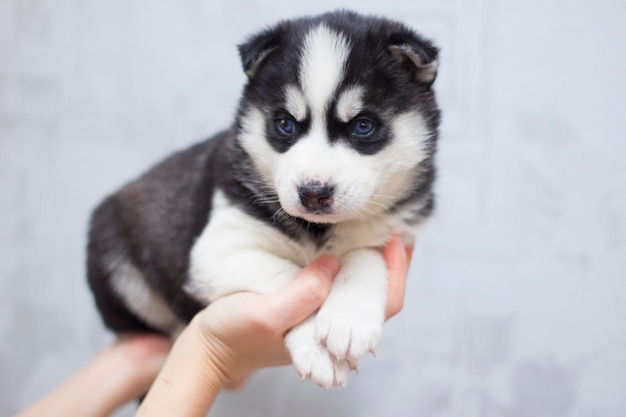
left=1, top=0, right=625, bottom=416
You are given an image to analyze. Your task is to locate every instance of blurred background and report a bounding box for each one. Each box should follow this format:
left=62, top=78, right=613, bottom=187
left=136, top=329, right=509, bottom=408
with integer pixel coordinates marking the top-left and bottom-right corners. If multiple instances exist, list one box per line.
left=1, top=0, right=625, bottom=416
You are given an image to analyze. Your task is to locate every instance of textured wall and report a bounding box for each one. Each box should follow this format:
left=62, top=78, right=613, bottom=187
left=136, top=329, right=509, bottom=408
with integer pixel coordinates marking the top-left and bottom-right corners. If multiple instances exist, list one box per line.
left=1, top=0, right=625, bottom=416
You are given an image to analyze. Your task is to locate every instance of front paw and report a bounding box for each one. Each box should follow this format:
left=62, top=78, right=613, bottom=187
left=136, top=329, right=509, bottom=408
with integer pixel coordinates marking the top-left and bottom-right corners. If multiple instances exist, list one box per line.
left=285, top=319, right=350, bottom=388
left=315, top=302, right=384, bottom=367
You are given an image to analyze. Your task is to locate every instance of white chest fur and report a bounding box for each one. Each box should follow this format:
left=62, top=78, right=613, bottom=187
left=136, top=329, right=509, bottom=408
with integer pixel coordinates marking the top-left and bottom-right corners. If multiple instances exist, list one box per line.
left=186, top=190, right=416, bottom=301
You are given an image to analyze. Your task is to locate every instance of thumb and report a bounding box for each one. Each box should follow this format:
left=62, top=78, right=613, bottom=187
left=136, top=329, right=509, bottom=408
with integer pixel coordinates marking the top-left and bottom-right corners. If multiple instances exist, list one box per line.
left=267, top=256, right=340, bottom=332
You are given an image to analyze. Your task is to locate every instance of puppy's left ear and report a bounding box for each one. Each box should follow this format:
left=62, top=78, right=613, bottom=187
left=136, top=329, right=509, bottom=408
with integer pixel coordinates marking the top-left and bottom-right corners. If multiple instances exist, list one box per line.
left=238, top=24, right=285, bottom=79
left=388, top=31, right=439, bottom=86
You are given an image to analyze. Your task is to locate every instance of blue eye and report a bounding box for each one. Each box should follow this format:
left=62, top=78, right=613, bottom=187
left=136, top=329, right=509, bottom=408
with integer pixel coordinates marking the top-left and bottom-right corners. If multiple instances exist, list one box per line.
left=353, top=119, right=374, bottom=136
left=277, top=117, right=296, bottom=135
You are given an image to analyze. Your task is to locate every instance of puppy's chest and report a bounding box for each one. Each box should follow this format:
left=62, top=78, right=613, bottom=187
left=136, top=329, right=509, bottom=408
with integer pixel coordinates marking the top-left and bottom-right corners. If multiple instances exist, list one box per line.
left=321, top=213, right=415, bottom=257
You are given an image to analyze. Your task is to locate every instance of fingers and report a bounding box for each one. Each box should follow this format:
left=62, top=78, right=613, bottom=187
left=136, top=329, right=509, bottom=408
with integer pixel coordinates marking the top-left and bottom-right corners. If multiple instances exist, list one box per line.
left=266, top=256, right=340, bottom=332
left=383, top=235, right=413, bottom=320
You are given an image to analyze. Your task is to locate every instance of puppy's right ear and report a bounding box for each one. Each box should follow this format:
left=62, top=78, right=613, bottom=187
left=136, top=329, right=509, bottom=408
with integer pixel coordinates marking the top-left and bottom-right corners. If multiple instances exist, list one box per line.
left=238, top=24, right=284, bottom=79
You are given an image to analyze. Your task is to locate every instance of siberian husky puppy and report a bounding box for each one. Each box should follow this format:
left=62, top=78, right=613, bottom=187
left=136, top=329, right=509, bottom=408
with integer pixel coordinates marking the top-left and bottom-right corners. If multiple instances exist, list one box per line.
left=88, top=10, right=440, bottom=388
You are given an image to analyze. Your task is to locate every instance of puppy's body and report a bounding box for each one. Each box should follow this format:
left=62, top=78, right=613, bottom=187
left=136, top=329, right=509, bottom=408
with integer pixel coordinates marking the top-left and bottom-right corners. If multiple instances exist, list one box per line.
left=88, top=11, right=440, bottom=387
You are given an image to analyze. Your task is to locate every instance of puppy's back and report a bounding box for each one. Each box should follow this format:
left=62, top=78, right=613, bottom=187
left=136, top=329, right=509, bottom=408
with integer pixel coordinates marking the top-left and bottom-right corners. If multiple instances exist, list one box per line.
left=87, top=131, right=231, bottom=334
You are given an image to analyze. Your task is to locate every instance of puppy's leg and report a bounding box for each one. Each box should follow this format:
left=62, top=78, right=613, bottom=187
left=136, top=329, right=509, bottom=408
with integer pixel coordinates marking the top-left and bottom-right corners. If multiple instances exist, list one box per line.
left=187, top=250, right=302, bottom=301
left=314, top=248, right=388, bottom=368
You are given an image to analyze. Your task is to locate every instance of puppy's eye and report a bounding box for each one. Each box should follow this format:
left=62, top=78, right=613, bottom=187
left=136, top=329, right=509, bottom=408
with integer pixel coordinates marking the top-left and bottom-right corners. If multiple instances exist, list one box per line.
left=353, top=118, right=375, bottom=136
left=276, top=117, right=296, bottom=135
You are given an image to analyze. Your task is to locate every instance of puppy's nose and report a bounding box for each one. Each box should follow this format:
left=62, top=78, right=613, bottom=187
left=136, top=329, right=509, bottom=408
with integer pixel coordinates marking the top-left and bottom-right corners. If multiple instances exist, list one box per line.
left=298, top=182, right=335, bottom=212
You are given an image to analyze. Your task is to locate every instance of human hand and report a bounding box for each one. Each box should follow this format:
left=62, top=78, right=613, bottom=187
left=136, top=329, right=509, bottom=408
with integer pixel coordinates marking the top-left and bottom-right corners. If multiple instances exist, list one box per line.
left=135, top=235, right=412, bottom=416
left=191, top=234, right=413, bottom=388
left=189, top=255, right=340, bottom=387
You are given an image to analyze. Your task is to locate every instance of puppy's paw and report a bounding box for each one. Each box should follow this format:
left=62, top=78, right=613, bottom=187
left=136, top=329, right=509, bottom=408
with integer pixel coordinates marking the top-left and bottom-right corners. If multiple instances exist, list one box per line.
left=290, top=342, right=351, bottom=388
left=286, top=319, right=350, bottom=388
left=315, top=302, right=384, bottom=367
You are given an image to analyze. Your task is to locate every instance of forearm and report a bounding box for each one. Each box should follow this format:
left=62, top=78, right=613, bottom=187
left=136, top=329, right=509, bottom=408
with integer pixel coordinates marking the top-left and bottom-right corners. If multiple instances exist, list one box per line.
left=16, top=344, right=146, bottom=417
left=134, top=318, right=225, bottom=417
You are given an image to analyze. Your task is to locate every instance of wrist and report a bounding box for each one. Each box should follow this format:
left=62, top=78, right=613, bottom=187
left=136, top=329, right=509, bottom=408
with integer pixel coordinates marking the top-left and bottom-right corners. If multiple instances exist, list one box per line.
left=184, top=315, right=232, bottom=389
left=135, top=321, right=225, bottom=417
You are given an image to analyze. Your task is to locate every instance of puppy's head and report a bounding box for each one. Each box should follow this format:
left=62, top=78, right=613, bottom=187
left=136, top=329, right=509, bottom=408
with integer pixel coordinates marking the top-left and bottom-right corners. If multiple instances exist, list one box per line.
left=236, top=11, right=440, bottom=224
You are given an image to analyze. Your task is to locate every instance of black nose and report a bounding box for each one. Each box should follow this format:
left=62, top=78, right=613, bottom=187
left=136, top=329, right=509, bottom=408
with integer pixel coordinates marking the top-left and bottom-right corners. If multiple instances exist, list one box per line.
left=298, top=182, right=335, bottom=212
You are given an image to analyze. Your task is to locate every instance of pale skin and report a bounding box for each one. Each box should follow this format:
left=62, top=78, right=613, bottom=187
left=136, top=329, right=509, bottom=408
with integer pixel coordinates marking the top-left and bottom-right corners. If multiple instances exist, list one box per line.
left=16, top=235, right=413, bottom=417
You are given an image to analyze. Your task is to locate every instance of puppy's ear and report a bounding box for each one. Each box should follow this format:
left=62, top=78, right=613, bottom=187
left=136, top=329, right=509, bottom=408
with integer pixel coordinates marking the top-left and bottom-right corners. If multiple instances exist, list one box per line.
left=388, top=31, right=439, bottom=86
left=238, top=24, right=284, bottom=79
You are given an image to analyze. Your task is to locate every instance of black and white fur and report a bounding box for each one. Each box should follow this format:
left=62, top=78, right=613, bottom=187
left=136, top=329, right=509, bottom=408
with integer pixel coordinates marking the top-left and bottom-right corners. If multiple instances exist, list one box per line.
left=87, top=10, right=440, bottom=388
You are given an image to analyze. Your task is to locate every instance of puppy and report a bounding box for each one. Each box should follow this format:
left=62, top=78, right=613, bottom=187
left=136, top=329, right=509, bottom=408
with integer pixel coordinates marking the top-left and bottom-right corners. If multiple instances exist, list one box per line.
left=87, top=10, right=440, bottom=388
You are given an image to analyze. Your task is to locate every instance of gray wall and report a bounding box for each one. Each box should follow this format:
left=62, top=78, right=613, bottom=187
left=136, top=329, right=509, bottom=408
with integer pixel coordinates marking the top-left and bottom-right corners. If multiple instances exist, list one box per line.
left=1, top=0, right=625, bottom=416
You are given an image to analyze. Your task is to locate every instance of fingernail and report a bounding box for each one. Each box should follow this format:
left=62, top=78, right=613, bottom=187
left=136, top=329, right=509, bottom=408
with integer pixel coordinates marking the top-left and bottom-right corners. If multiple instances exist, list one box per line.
left=316, top=256, right=340, bottom=278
